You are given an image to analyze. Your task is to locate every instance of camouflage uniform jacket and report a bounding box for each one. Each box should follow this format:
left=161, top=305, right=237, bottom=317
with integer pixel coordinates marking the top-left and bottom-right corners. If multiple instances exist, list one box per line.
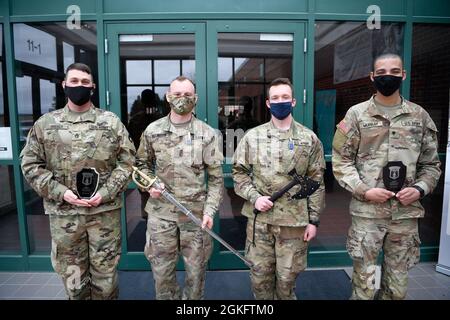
left=20, top=104, right=136, bottom=215
left=232, top=120, right=326, bottom=227
left=136, top=114, right=223, bottom=221
left=332, top=95, right=441, bottom=220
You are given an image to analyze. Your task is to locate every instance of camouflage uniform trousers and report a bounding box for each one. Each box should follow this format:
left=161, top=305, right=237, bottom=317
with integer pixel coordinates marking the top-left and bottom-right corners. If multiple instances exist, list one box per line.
left=245, top=219, right=308, bottom=300
left=347, top=216, right=421, bottom=300
left=49, top=209, right=122, bottom=300
left=144, top=215, right=213, bottom=300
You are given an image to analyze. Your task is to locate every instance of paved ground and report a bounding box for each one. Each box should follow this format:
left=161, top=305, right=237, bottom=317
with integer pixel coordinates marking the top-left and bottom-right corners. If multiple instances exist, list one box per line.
left=0, top=262, right=449, bottom=300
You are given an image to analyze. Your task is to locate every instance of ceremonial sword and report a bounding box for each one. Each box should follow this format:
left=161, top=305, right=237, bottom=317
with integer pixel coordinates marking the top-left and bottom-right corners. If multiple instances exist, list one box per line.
left=132, top=166, right=253, bottom=268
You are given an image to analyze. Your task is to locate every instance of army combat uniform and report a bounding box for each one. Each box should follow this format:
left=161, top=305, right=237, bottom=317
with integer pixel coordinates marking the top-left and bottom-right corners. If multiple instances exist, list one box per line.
left=332, top=96, right=441, bottom=300
left=136, top=115, right=223, bottom=300
left=232, top=120, right=325, bottom=300
left=20, top=104, right=135, bottom=299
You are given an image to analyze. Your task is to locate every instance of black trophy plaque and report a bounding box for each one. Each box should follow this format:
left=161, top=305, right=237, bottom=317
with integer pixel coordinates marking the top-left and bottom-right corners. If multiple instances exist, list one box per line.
left=76, top=168, right=99, bottom=199
left=383, top=161, right=406, bottom=193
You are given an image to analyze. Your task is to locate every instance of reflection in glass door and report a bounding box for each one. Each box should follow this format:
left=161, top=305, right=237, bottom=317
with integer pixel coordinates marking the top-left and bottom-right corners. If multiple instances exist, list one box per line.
left=217, top=33, right=293, bottom=253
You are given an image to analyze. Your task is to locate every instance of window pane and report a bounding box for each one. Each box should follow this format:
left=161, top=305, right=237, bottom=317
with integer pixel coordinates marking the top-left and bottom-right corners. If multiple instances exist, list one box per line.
left=0, top=62, right=3, bottom=127
left=218, top=57, right=233, bottom=82
left=410, top=24, right=450, bottom=246
left=126, top=86, right=152, bottom=115
left=234, top=58, right=264, bottom=82
left=40, top=79, right=56, bottom=115
left=0, top=165, right=20, bottom=252
left=125, top=189, right=146, bottom=252
left=63, top=42, right=74, bottom=72
left=154, top=86, right=170, bottom=102
left=119, top=33, right=194, bottom=126
left=265, top=58, right=292, bottom=82
left=23, top=178, right=50, bottom=253
left=411, top=24, right=450, bottom=153
left=126, top=60, right=152, bottom=84
left=16, top=76, right=32, bottom=143
left=0, top=25, right=7, bottom=128
left=313, top=22, right=404, bottom=250
left=182, top=60, right=195, bottom=82
left=154, top=60, right=180, bottom=84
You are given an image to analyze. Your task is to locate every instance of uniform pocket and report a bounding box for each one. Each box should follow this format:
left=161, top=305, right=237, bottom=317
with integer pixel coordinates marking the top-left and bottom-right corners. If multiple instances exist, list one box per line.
left=279, top=226, right=305, bottom=241
left=291, top=245, right=308, bottom=274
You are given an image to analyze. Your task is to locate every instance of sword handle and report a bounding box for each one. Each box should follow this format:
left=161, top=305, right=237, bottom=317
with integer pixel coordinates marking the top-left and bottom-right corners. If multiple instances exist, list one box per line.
left=132, top=166, right=157, bottom=190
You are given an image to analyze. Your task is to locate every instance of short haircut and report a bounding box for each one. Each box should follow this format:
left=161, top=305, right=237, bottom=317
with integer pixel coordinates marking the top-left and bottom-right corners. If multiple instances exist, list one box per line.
left=373, top=53, right=403, bottom=71
left=65, top=63, right=93, bottom=80
left=267, top=78, right=294, bottom=98
left=170, top=75, right=195, bottom=89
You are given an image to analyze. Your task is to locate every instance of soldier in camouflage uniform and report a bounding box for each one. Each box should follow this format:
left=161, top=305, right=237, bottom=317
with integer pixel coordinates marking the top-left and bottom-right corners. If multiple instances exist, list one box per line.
left=332, top=54, right=441, bottom=300
left=20, top=63, right=135, bottom=300
left=136, top=76, right=223, bottom=300
left=232, top=78, right=326, bottom=300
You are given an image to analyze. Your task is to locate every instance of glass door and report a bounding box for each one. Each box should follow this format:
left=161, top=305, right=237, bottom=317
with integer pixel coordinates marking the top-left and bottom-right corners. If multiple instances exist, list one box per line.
left=105, top=22, right=206, bottom=269
left=206, top=21, right=307, bottom=269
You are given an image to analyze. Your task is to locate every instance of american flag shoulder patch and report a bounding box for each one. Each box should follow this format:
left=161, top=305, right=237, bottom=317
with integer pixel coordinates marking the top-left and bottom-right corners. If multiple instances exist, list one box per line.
left=337, top=120, right=350, bottom=135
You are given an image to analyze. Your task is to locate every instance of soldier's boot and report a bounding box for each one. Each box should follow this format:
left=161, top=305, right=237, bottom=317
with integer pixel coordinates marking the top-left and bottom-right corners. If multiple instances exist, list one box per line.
left=350, top=260, right=377, bottom=300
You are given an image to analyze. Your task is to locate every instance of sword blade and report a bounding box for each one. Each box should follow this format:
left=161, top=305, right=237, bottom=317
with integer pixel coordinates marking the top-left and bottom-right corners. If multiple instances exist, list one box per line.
left=159, top=187, right=253, bottom=268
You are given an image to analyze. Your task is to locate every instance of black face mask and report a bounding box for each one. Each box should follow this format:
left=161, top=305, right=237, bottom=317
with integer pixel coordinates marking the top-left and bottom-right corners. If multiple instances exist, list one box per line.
left=373, top=75, right=402, bottom=97
left=64, top=85, right=93, bottom=106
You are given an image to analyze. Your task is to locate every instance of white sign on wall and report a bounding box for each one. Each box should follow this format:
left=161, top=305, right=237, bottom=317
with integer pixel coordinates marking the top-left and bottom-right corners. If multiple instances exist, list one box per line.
left=0, top=127, right=13, bottom=160
left=437, top=91, right=450, bottom=276
left=13, top=23, right=57, bottom=71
